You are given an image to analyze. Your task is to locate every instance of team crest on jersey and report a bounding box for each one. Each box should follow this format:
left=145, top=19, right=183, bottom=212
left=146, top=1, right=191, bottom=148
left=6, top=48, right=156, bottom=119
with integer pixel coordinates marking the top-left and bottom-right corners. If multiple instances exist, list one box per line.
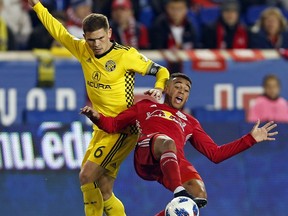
left=105, top=60, right=116, bottom=72
left=92, top=71, right=101, bottom=81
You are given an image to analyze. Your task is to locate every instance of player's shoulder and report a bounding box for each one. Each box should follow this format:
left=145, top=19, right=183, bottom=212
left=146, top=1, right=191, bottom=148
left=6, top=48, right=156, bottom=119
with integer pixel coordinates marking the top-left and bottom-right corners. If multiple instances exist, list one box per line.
left=136, top=99, right=155, bottom=106
left=113, top=42, right=132, bottom=52
left=135, top=99, right=160, bottom=110
left=185, top=112, right=200, bottom=124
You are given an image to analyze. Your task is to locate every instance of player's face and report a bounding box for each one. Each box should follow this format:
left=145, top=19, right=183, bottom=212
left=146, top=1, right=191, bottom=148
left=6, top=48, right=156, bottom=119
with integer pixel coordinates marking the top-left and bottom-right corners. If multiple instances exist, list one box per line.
left=84, top=28, right=112, bottom=55
left=165, top=77, right=191, bottom=110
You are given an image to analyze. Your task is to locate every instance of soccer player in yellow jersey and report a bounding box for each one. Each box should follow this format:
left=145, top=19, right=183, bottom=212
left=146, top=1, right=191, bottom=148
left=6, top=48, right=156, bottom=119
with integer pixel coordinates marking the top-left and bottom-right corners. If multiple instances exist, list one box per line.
left=27, top=0, right=170, bottom=215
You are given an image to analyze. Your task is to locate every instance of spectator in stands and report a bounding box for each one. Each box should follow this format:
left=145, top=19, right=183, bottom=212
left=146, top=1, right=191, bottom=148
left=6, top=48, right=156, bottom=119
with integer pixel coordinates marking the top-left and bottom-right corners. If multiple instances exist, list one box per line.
left=202, top=0, right=248, bottom=49
left=149, top=0, right=197, bottom=50
left=249, top=7, right=288, bottom=49
left=109, top=0, right=149, bottom=49
left=0, top=0, right=16, bottom=50
left=28, top=11, right=67, bottom=49
left=92, top=0, right=141, bottom=20
left=1, top=0, right=32, bottom=49
left=247, top=74, right=288, bottom=123
left=66, top=0, right=92, bottom=38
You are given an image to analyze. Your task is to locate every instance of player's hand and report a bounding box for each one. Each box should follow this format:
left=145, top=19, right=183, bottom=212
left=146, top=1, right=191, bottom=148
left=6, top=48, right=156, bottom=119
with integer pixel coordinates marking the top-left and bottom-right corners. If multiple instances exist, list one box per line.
left=250, top=120, right=278, bottom=142
left=27, top=0, right=39, bottom=7
left=80, top=106, right=100, bottom=121
left=144, top=88, right=163, bottom=100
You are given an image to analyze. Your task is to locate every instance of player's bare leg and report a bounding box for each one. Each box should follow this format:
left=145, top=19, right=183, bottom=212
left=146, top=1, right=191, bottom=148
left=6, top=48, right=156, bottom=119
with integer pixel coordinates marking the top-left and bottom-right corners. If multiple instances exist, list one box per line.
left=79, top=161, right=106, bottom=216
left=183, top=179, right=207, bottom=199
left=98, top=174, right=126, bottom=216
left=183, top=178, right=208, bottom=208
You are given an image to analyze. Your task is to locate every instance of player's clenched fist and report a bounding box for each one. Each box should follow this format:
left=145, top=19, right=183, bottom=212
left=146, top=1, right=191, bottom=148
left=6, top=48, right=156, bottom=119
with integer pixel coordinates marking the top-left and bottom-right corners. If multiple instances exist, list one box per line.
left=80, top=106, right=100, bottom=122
left=27, top=0, right=39, bottom=7
left=144, top=88, right=163, bottom=100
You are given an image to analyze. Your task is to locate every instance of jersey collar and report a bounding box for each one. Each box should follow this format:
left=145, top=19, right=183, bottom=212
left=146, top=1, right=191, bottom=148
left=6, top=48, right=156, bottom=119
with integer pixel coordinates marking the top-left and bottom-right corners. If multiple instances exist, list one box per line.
left=94, top=40, right=116, bottom=59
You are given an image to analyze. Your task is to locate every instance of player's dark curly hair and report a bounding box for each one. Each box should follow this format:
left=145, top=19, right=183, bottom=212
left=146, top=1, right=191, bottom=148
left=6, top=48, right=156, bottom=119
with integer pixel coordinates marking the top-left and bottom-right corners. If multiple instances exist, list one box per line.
left=82, top=13, right=109, bottom=33
left=169, top=72, right=192, bottom=86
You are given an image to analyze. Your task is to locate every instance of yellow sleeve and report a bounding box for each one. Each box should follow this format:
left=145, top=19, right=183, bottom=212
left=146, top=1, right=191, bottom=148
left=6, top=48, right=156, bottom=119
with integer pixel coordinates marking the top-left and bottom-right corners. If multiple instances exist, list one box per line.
left=33, top=2, right=84, bottom=59
left=154, top=66, right=170, bottom=90
left=124, top=48, right=170, bottom=90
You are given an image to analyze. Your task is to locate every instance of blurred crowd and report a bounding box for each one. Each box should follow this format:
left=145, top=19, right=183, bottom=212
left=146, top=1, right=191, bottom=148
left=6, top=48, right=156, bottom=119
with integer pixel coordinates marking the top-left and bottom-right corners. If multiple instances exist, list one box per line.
left=1, top=0, right=288, bottom=51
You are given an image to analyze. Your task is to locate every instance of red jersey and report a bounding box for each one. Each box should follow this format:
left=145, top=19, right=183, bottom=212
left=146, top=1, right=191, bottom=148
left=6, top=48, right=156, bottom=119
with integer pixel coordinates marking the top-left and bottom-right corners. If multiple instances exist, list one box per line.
left=96, top=99, right=256, bottom=163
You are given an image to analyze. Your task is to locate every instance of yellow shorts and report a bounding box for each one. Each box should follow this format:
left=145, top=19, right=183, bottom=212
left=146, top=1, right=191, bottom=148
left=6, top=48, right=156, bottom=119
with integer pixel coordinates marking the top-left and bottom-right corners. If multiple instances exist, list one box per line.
left=82, top=129, right=138, bottom=178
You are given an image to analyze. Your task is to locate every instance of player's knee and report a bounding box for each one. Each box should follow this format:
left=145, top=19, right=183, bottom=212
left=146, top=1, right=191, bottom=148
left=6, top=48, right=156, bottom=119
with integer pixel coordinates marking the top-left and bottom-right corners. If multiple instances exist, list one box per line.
left=79, top=169, right=96, bottom=185
left=163, top=138, right=177, bottom=153
left=79, top=170, right=89, bottom=185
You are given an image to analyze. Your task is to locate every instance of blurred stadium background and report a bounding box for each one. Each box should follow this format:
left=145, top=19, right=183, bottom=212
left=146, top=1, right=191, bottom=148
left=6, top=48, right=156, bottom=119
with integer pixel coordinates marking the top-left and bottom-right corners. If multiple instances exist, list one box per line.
left=0, top=50, right=287, bottom=216
left=1, top=0, right=288, bottom=215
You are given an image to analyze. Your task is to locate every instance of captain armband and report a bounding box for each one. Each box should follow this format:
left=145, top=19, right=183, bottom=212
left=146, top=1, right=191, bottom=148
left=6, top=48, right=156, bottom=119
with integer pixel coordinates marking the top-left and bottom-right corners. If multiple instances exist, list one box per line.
left=147, top=62, right=161, bottom=76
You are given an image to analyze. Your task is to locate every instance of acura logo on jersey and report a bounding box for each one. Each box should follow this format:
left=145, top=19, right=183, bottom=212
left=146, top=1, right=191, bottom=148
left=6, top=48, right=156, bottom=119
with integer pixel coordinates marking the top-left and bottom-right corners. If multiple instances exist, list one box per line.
left=105, top=60, right=116, bottom=72
left=92, top=71, right=101, bottom=81
left=87, top=81, right=112, bottom=89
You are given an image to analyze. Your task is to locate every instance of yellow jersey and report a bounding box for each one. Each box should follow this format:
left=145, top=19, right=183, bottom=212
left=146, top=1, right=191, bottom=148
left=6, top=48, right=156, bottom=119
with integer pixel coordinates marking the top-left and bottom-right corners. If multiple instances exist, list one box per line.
left=33, top=3, right=169, bottom=119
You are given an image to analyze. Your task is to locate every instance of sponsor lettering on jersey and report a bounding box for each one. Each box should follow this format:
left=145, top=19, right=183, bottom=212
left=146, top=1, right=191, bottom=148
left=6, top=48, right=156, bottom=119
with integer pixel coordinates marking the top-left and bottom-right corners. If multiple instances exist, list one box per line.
left=146, top=109, right=187, bottom=131
left=176, top=110, right=188, bottom=121
left=87, top=81, right=112, bottom=89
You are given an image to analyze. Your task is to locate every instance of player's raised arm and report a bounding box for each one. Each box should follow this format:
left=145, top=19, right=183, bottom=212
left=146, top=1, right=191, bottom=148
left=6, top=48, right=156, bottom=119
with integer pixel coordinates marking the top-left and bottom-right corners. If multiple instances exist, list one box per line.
left=27, top=0, right=82, bottom=58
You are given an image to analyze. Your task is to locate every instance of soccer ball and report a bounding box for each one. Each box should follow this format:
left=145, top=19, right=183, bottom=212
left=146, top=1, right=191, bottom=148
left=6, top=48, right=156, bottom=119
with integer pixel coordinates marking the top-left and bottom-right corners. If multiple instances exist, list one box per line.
left=165, top=196, right=199, bottom=216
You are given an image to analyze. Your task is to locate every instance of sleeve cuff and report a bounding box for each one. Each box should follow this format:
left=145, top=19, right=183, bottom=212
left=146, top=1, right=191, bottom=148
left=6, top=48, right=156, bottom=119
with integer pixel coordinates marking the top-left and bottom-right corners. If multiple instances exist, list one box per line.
left=245, top=133, right=257, bottom=146
left=33, top=2, right=44, bottom=12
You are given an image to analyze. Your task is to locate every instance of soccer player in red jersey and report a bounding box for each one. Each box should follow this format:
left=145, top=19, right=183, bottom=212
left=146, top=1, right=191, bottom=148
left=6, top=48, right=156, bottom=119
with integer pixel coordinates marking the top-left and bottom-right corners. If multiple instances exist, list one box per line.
left=80, top=73, right=278, bottom=215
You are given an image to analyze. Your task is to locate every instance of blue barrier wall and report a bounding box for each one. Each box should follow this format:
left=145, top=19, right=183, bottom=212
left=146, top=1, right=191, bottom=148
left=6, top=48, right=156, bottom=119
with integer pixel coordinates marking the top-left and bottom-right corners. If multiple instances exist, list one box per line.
left=0, top=122, right=287, bottom=216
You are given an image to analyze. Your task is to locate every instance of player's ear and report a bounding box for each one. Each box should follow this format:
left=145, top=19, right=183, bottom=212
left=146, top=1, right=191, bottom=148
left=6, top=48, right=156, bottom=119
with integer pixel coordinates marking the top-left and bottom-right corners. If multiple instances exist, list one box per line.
left=163, top=83, right=169, bottom=94
left=108, top=28, right=112, bottom=39
left=163, top=79, right=170, bottom=93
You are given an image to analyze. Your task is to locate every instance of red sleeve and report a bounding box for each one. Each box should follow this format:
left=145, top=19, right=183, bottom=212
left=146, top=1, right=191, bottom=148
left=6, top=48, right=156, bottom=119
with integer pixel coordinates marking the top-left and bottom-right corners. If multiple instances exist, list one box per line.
left=96, top=104, right=138, bottom=133
left=189, top=123, right=257, bottom=164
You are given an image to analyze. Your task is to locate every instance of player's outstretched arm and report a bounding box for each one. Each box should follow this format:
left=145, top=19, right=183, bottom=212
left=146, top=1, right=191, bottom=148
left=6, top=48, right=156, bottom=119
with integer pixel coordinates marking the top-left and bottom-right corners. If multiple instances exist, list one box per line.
left=28, top=0, right=40, bottom=7
left=250, top=119, right=278, bottom=142
left=80, top=106, right=100, bottom=124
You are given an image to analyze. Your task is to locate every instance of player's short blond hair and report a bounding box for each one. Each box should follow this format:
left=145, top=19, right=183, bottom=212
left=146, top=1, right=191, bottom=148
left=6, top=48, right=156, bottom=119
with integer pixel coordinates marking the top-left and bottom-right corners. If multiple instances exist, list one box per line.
left=82, top=13, right=109, bottom=33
